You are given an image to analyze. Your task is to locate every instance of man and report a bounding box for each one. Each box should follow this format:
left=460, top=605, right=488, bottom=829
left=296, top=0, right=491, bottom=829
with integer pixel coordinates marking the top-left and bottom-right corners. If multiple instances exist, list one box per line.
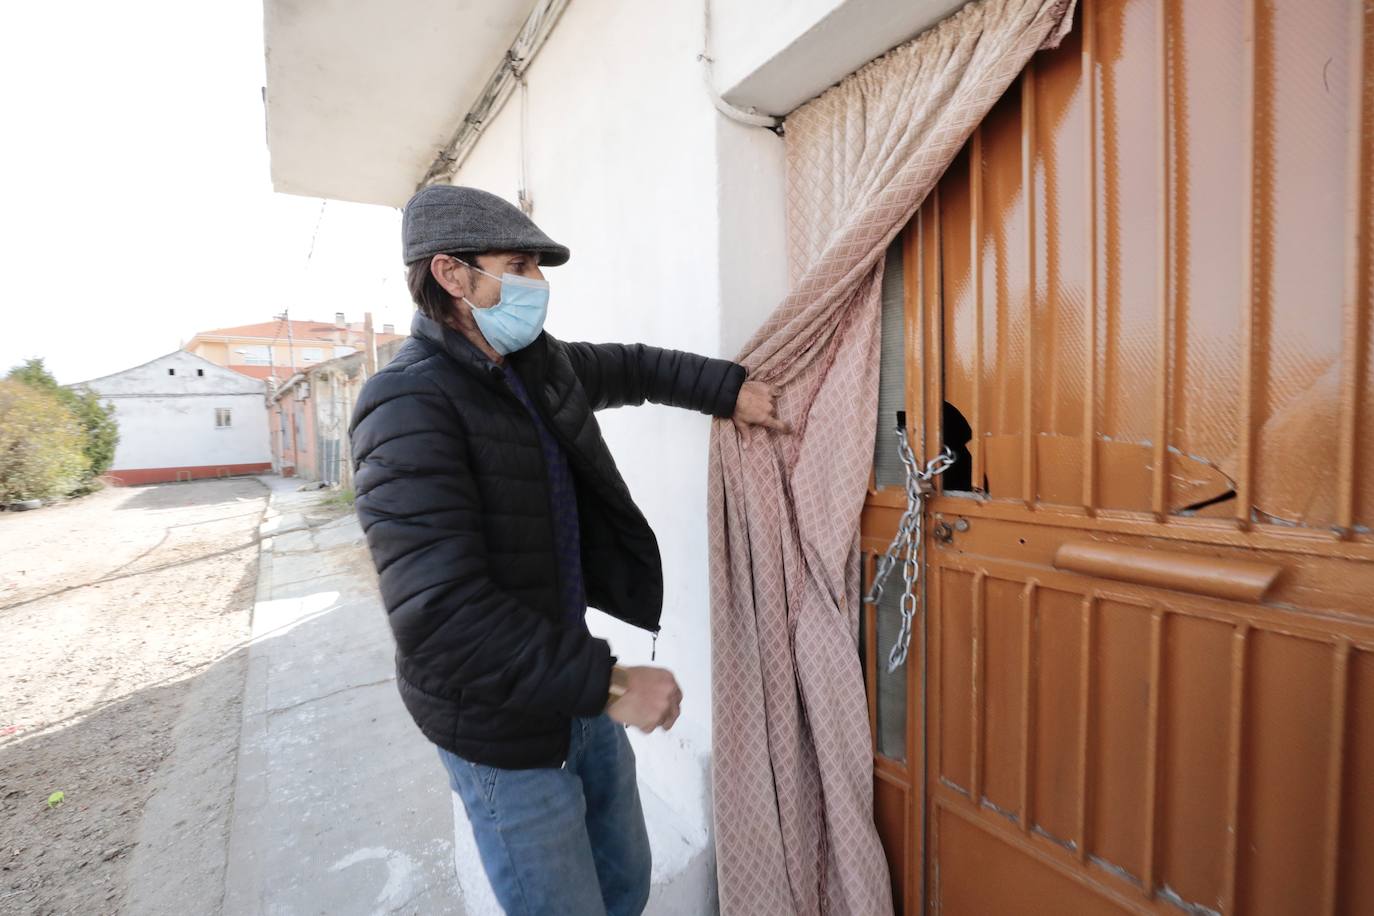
left=350, top=185, right=787, bottom=915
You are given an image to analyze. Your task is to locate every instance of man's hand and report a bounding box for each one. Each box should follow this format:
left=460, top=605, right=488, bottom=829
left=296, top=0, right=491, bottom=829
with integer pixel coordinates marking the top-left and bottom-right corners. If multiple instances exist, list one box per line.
left=732, top=379, right=791, bottom=443
left=606, top=666, right=683, bottom=733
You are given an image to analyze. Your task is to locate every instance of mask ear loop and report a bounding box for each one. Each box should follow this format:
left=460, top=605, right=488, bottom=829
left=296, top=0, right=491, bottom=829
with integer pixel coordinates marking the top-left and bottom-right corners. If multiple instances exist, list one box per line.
left=453, top=257, right=500, bottom=312
left=452, top=256, right=494, bottom=279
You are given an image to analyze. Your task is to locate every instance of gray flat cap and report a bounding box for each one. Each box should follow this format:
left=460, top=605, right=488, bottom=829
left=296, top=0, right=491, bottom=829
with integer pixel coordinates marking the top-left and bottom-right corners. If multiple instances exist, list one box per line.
left=401, top=185, right=570, bottom=266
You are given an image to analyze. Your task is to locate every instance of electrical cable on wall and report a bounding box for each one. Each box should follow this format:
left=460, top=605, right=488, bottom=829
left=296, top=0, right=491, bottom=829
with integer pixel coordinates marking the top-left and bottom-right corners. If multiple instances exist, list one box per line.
left=420, top=0, right=570, bottom=189
left=305, top=199, right=327, bottom=262
left=269, top=313, right=287, bottom=371
left=514, top=54, right=534, bottom=215
left=700, top=0, right=784, bottom=134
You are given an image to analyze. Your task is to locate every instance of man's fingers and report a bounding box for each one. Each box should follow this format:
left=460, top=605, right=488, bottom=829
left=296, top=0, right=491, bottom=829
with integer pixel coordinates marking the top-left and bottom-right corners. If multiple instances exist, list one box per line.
left=735, top=413, right=791, bottom=436
left=765, top=416, right=793, bottom=434
left=655, top=682, right=684, bottom=731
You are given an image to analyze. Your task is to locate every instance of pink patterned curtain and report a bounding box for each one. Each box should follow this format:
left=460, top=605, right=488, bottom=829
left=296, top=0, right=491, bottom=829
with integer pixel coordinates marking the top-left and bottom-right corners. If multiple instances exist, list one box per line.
left=708, top=2, right=1076, bottom=913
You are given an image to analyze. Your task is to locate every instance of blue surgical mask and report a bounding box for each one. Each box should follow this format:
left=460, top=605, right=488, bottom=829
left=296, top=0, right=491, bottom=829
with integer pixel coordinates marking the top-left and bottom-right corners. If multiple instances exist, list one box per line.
left=459, top=261, right=550, bottom=355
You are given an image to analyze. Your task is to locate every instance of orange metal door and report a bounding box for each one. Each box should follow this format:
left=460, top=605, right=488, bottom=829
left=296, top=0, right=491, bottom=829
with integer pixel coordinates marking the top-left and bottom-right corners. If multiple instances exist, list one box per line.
left=860, top=1, right=1374, bottom=913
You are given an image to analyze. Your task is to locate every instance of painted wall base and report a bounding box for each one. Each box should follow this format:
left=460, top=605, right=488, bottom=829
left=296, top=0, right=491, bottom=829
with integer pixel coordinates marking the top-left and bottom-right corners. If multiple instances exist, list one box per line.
left=106, top=463, right=273, bottom=486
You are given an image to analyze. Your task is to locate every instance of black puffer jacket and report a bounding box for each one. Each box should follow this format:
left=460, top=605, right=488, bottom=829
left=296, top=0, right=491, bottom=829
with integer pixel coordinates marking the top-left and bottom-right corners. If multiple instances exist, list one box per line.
left=350, top=314, right=746, bottom=768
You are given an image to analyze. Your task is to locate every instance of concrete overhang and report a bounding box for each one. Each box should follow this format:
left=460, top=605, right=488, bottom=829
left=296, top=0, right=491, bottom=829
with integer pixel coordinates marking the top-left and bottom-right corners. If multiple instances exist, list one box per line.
left=714, top=0, right=972, bottom=116
left=263, top=0, right=540, bottom=208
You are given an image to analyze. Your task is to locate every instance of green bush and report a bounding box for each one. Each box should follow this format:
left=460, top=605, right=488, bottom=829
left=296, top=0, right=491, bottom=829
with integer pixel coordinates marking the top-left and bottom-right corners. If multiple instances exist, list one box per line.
left=64, top=387, right=119, bottom=490
left=321, top=486, right=356, bottom=510
left=0, top=379, right=90, bottom=503
left=6, top=358, right=119, bottom=489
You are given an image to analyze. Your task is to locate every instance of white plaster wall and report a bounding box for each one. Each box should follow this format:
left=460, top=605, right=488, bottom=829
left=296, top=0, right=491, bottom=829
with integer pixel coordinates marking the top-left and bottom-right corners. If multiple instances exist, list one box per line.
left=714, top=116, right=789, bottom=358
left=709, top=0, right=970, bottom=113
left=709, top=0, right=847, bottom=94
left=103, top=393, right=271, bottom=470
left=82, top=352, right=271, bottom=470
left=85, top=351, right=265, bottom=396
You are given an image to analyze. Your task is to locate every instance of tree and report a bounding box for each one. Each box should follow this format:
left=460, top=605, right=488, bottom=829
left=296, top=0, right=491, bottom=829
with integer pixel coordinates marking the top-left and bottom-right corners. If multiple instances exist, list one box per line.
left=66, top=387, right=119, bottom=481
left=6, top=359, right=61, bottom=393
left=0, top=379, right=89, bottom=502
left=7, top=358, right=119, bottom=487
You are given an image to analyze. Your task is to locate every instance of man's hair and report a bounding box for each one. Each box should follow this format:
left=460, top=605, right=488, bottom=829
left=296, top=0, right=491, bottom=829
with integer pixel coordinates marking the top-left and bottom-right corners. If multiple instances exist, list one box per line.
left=406, top=252, right=484, bottom=323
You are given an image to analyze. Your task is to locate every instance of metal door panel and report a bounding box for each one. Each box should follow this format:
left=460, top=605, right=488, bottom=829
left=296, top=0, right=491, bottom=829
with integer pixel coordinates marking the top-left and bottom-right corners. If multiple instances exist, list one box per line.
left=924, top=535, right=1374, bottom=913
left=936, top=568, right=975, bottom=793
left=874, top=773, right=912, bottom=913
left=1089, top=599, right=1153, bottom=880
left=934, top=0, right=1374, bottom=530
left=1341, top=651, right=1374, bottom=910
left=980, top=576, right=1025, bottom=818
left=1158, top=614, right=1234, bottom=905
left=860, top=2, right=1373, bottom=912
left=936, top=805, right=1131, bottom=915
left=1241, top=632, right=1340, bottom=915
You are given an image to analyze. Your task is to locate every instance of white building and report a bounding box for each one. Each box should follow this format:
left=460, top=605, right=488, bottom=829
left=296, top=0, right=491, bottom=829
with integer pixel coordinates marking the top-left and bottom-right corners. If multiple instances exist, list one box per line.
left=262, top=1, right=972, bottom=911
left=78, top=350, right=272, bottom=485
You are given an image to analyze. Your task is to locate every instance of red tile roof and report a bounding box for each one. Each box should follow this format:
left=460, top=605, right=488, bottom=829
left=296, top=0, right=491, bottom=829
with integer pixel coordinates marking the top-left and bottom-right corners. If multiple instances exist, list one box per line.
left=228, top=365, right=288, bottom=381
left=190, top=319, right=405, bottom=344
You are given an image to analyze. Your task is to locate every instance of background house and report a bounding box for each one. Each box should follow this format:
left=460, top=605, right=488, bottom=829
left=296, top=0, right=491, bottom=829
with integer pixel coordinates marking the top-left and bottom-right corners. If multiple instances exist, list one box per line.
left=184, top=313, right=404, bottom=383
left=76, top=350, right=271, bottom=485
left=268, top=338, right=405, bottom=483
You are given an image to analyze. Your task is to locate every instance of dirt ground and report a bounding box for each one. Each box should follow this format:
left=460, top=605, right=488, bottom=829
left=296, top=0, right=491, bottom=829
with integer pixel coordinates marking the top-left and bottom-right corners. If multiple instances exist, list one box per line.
left=0, top=478, right=269, bottom=916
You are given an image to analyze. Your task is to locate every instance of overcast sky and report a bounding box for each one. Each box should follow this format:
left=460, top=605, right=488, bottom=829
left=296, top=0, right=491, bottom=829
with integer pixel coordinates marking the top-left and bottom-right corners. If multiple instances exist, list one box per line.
left=1, top=1, right=415, bottom=384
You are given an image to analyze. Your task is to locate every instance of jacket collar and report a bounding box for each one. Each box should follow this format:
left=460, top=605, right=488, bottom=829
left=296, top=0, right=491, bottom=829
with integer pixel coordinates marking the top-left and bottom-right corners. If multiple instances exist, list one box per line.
left=409, top=311, right=551, bottom=388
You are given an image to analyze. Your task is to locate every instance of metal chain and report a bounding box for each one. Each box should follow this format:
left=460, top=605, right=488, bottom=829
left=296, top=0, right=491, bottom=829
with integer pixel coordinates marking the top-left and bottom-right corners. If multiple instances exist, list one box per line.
left=864, top=427, right=955, bottom=673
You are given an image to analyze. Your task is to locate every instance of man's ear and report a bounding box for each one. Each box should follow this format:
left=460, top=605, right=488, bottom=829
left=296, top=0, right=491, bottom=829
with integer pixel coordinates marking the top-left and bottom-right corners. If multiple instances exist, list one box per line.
left=429, top=255, right=469, bottom=300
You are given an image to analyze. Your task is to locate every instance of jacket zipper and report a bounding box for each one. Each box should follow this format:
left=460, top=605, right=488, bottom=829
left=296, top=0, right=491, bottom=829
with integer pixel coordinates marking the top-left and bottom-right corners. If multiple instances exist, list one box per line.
left=489, top=368, right=567, bottom=623
left=517, top=371, right=662, bottom=637
left=525, top=403, right=665, bottom=658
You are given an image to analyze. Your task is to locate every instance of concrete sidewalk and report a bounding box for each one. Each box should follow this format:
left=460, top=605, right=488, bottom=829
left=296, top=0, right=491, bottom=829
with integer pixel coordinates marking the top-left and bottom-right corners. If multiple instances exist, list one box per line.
left=222, top=478, right=463, bottom=915
left=219, top=478, right=715, bottom=915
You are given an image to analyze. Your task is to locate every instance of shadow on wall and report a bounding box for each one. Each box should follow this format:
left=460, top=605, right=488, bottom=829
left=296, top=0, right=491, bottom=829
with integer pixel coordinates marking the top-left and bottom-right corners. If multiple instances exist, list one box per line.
left=640, top=753, right=719, bottom=916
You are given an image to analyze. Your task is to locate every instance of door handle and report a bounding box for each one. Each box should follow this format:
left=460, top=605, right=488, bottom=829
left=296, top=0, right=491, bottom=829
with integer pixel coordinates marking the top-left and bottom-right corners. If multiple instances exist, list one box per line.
left=1053, top=541, right=1280, bottom=602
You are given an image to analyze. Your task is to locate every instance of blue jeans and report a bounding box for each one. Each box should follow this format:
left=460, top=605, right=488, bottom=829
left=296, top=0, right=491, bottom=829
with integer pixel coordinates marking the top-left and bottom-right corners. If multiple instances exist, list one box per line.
left=437, top=715, right=652, bottom=915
